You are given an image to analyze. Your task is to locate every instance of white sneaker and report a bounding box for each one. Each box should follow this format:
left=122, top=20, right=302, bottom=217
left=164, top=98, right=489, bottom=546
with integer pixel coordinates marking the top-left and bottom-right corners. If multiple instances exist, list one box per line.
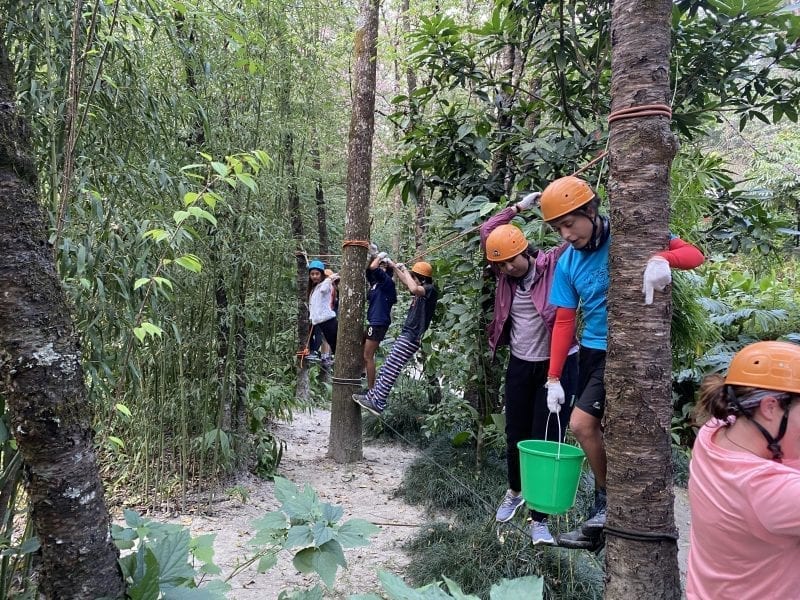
left=531, top=521, right=555, bottom=546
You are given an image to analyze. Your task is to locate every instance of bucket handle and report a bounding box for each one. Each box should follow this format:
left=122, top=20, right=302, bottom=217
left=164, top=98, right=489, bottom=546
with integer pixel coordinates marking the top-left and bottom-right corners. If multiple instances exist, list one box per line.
left=544, top=410, right=563, bottom=460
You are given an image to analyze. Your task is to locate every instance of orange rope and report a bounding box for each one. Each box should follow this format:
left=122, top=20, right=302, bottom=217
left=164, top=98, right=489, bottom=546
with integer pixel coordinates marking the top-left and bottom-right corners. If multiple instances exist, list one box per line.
left=571, top=150, right=608, bottom=177
left=342, top=240, right=371, bottom=249
left=608, top=103, right=672, bottom=124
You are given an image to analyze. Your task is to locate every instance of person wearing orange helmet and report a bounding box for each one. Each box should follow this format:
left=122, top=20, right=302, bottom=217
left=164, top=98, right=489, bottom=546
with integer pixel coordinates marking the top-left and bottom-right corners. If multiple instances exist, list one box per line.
left=687, top=341, right=800, bottom=599
left=480, top=192, right=579, bottom=545
left=353, top=260, right=438, bottom=415
left=539, top=176, right=704, bottom=544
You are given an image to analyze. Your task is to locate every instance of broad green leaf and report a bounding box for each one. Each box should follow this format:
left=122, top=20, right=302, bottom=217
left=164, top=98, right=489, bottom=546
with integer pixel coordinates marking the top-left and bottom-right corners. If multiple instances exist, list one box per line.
left=236, top=172, right=257, bottom=192
left=17, top=537, right=40, bottom=555
left=284, top=524, right=314, bottom=549
left=133, top=326, right=146, bottom=342
left=133, top=277, right=150, bottom=290
left=175, top=255, right=202, bottom=273
left=187, top=205, right=217, bottom=226
left=257, top=553, right=278, bottom=573
left=291, top=541, right=346, bottom=589
left=335, top=519, right=380, bottom=548
left=128, top=548, right=160, bottom=600
left=141, top=322, right=163, bottom=337
left=489, top=575, right=544, bottom=599
left=321, top=502, right=343, bottom=524
left=143, top=229, right=169, bottom=242
left=173, top=210, right=190, bottom=224
left=115, top=403, right=133, bottom=417
left=162, top=580, right=231, bottom=599
left=183, top=191, right=199, bottom=206
left=443, top=576, right=481, bottom=599
left=189, top=533, right=216, bottom=564
left=377, top=570, right=450, bottom=598
left=153, top=277, right=174, bottom=290
left=310, top=520, right=335, bottom=547
left=149, top=529, right=195, bottom=586
left=211, top=161, right=228, bottom=177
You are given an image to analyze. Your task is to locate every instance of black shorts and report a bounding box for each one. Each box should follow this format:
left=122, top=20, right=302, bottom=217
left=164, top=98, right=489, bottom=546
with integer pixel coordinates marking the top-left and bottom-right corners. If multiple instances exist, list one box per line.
left=365, top=324, right=389, bottom=342
left=574, top=346, right=606, bottom=419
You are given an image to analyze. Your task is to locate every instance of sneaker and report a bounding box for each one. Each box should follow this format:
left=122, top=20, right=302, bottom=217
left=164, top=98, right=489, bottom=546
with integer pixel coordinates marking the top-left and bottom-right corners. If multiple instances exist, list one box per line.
left=305, top=351, right=321, bottom=363
left=531, top=521, right=555, bottom=546
left=353, top=393, right=383, bottom=416
left=581, top=507, right=606, bottom=535
left=495, top=490, right=525, bottom=522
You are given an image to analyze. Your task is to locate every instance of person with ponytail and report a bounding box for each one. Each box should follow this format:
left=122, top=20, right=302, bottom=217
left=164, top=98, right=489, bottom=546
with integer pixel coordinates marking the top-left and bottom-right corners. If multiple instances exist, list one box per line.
left=687, top=340, right=800, bottom=599
left=307, top=260, right=338, bottom=362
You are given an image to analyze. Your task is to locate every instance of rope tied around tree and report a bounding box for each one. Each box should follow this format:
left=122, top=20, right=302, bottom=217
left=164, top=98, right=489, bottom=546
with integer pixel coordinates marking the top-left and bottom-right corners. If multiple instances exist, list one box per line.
left=342, top=240, right=372, bottom=249
left=607, top=103, right=672, bottom=124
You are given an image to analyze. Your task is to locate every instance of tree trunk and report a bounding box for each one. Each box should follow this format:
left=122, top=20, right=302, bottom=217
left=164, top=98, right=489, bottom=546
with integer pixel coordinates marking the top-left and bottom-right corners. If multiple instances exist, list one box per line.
left=328, top=0, right=380, bottom=463
left=284, top=132, right=311, bottom=401
left=312, top=138, right=330, bottom=258
left=604, top=1, right=681, bottom=598
left=0, top=37, right=125, bottom=600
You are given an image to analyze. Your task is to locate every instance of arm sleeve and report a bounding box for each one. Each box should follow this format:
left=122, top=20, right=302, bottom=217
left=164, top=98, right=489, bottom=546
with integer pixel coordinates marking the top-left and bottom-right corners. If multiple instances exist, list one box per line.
left=656, top=237, right=704, bottom=270
left=548, top=308, right=577, bottom=379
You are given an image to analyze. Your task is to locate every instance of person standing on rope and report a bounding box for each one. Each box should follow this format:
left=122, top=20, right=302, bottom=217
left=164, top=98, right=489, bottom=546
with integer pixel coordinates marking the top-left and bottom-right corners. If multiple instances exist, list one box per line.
left=352, top=261, right=438, bottom=415
left=480, top=192, right=579, bottom=546
left=363, top=248, right=397, bottom=390
left=687, top=341, right=800, bottom=599
left=539, top=176, right=704, bottom=542
left=307, top=260, right=338, bottom=364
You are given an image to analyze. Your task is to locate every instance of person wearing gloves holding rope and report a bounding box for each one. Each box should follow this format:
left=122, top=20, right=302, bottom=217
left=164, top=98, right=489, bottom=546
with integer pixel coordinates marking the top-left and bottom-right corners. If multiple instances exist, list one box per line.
left=687, top=341, right=800, bottom=599
left=363, top=247, right=397, bottom=390
left=539, top=176, right=704, bottom=544
left=480, top=192, right=579, bottom=545
left=353, top=261, right=438, bottom=415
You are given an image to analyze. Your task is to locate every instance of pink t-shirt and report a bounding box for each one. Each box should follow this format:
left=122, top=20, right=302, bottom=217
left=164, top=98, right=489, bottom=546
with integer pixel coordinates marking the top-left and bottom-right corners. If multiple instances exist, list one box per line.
left=687, top=420, right=800, bottom=599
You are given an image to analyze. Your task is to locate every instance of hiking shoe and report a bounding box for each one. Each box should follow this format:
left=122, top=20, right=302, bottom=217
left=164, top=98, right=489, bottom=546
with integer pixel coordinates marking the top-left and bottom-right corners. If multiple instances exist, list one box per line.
left=531, top=521, right=555, bottom=546
left=581, top=507, right=606, bottom=535
left=353, top=393, right=383, bottom=416
left=495, top=490, right=525, bottom=522
left=305, top=351, right=322, bottom=363
left=557, top=528, right=604, bottom=551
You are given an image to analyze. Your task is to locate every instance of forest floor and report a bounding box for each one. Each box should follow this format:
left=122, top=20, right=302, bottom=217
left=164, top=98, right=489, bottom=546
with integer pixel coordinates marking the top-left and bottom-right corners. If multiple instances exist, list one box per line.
left=162, top=407, right=692, bottom=598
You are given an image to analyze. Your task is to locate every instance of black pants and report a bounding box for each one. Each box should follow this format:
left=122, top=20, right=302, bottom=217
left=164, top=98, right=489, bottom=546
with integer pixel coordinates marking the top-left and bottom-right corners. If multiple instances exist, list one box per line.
left=504, top=352, right=578, bottom=520
left=309, top=317, right=338, bottom=354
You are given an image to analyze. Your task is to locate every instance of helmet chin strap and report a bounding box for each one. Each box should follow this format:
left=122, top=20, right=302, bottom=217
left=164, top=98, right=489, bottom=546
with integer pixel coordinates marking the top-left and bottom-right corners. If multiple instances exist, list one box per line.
left=727, top=387, right=788, bottom=462
left=578, top=214, right=609, bottom=253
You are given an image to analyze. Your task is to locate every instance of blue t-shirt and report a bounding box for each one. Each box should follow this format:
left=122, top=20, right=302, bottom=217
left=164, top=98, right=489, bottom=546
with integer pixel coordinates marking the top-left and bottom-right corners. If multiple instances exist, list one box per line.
left=366, top=267, right=397, bottom=326
left=549, top=234, right=610, bottom=351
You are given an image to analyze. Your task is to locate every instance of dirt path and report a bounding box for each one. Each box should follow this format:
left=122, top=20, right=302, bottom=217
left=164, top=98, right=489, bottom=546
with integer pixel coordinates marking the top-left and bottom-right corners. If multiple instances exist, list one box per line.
left=170, top=407, right=692, bottom=598
left=176, top=407, right=426, bottom=598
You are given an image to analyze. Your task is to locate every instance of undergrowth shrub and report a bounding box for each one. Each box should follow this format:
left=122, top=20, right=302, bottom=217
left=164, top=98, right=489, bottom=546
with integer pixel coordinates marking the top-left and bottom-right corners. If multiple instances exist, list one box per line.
left=399, top=435, right=604, bottom=599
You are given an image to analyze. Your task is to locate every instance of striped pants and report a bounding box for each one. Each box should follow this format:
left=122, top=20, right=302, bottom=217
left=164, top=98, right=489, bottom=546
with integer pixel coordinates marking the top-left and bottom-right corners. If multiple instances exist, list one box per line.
left=366, top=334, right=420, bottom=410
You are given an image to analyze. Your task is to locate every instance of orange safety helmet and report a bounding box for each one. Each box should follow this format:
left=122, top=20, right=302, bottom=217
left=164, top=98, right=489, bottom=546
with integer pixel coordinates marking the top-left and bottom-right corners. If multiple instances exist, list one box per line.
left=485, top=224, right=528, bottom=262
left=725, top=341, right=800, bottom=395
left=411, top=261, right=433, bottom=278
left=540, top=176, right=596, bottom=222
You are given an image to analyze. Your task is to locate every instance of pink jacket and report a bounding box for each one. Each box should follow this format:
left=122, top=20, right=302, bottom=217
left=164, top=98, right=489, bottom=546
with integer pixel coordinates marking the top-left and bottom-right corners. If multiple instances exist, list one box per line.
left=480, top=206, right=571, bottom=356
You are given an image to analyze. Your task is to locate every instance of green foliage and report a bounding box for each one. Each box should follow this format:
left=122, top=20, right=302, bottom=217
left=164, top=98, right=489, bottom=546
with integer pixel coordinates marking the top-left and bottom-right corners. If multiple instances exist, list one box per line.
left=113, top=510, right=229, bottom=599
left=353, top=570, right=543, bottom=600
left=244, top=477, right=380, bottom=589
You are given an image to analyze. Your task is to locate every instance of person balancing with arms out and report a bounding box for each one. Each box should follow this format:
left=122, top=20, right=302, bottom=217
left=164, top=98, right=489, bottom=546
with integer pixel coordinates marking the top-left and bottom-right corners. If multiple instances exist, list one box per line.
left=480, top=191, right=579, bottom=545
left=353, top=260, right=438, bottom=415
left=538, top=175, right=704, bottom=546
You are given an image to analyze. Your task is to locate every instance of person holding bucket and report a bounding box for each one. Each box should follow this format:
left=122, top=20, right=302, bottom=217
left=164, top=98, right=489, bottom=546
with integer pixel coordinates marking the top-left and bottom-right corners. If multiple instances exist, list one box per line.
left=480, top=192, right=579, bottom=545
left=539, top=176, right=704, bottom=542
left=687, top=341, right=800, bottom=599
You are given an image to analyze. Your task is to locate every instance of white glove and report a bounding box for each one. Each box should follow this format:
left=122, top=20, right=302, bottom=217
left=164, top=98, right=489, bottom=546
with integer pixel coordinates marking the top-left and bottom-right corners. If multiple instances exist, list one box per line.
left=377, top=251, right=389, bottom=262
left=642, top=256, right=671, bottom=305
left=368, top=243, right=379, bottom=258
left=516, top=192, right=541, bottom=212
left=545, top=380, right=565, bottom=413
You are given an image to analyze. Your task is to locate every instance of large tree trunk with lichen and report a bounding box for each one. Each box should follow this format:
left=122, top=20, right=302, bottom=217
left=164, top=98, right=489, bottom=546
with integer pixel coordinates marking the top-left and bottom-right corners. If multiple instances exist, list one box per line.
left=0, top=37, right=125, bottom=600
left=604, top=1, right=681, bottom=598
left=327, top=0, right=380, bottom=463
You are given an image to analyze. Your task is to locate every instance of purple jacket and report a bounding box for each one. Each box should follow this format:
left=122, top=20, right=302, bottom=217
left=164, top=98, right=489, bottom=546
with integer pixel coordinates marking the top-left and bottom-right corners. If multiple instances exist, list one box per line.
left=480, top=206, right=571, bottom=356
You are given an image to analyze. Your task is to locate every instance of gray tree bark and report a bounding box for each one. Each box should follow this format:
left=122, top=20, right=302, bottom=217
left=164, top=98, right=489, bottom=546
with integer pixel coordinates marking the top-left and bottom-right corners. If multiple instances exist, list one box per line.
left=0, top=35, right=125, bottom=600
left=328, top=0, right=380, bottom=463
left=605, top=0, right=681, bottom=598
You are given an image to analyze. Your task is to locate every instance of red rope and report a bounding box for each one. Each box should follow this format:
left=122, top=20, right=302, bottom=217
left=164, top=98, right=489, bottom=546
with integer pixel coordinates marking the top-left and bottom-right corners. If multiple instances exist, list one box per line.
left=608, top=103, right=672, bottom=124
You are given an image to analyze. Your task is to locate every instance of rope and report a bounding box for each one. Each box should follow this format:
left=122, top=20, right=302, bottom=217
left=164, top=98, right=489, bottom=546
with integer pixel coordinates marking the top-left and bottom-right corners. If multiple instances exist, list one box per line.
left=608, top=103, right=672, bottom=124
left=331, top=376, right=363, bottom=386
left=603, top=524, right=678, bottom=543
left=342, top=240, right=371, bottom=249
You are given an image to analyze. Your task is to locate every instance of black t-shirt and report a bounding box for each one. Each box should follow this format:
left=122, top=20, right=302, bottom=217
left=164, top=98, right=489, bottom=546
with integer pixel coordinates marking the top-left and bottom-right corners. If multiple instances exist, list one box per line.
left=401, top=283, right=438, bottom=343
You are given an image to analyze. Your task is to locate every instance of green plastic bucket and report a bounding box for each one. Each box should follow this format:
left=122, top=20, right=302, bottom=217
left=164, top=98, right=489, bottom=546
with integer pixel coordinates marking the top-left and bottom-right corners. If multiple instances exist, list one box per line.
left=517, top=439, right=585, bottom=515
